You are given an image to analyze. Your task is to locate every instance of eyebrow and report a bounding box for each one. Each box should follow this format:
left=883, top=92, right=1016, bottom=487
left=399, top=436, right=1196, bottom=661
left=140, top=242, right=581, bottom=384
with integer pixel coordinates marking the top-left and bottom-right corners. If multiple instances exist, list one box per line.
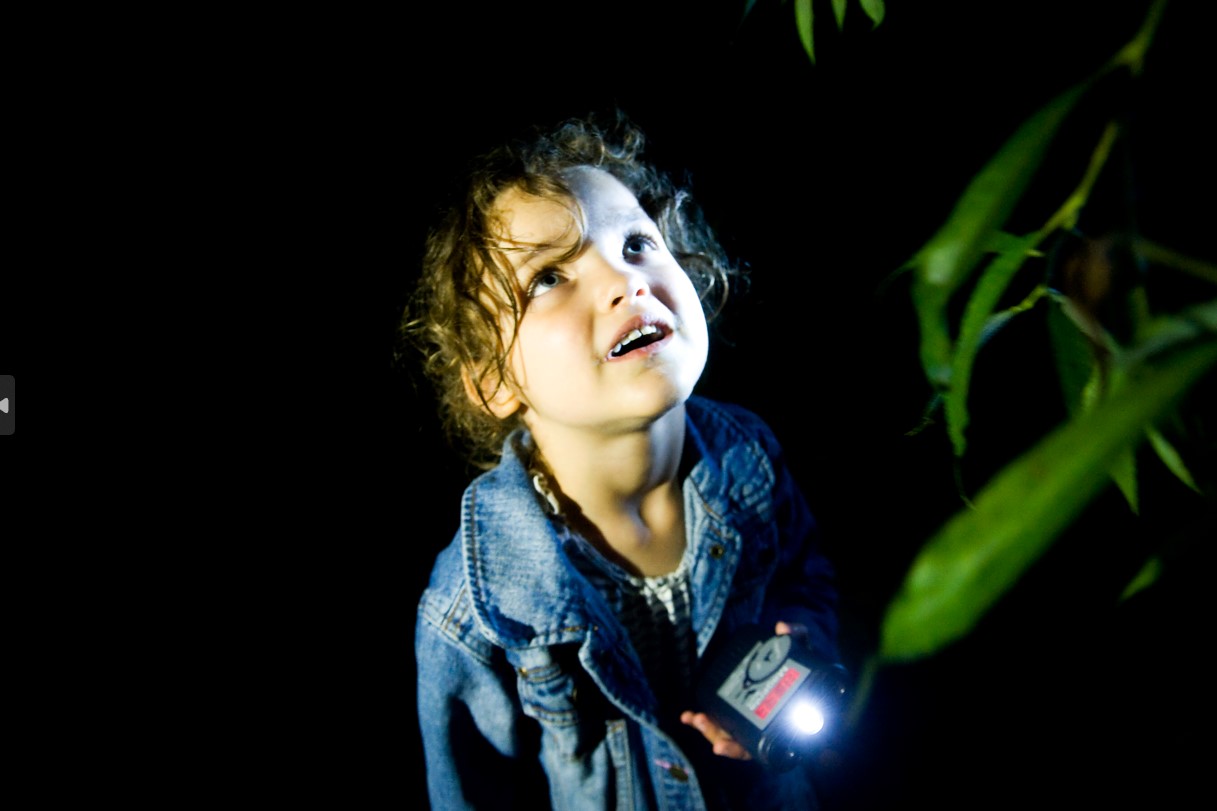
left=493, top=206, right=652, bottom=272
left=495, top=238, right=574, bottom=273
left=591, top=205, right=650, bottom=231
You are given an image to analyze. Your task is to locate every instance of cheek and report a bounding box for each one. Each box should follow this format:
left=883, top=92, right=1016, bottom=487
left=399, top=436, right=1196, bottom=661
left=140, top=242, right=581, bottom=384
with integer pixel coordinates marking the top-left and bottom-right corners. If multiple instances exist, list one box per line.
left=671, top=273, right=709, bottom=332
left=510, top=316, right=578, bottom=383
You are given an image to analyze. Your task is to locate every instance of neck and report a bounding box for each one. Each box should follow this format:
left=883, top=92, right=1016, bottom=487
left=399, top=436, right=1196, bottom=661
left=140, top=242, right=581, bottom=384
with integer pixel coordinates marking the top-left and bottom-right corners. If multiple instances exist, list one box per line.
left=528, top=406, right=689, bottom=576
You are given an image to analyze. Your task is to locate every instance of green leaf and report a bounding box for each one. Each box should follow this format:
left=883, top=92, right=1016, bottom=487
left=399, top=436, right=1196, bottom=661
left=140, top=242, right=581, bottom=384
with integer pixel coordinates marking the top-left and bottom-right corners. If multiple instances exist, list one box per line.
left=913, top=101, right=1082, bottom=302
left=911, top=279, right=953, bottom=389
left=1109, top=0, right=1169, bottom=76
left=914, top=85, right=1084, bottom=291
left=1127, top=298, right=1217, bottom=365
left=796, top=0, right=814, bottom=63
left=879, top=337, right=1217, bottom=663
left=1047, top=293, right=1141, bottom=512
left=1109, top=445, right=1139, bottom=514
left=859, top=0, right=885, bottom=27
left=832, top=0, right=847, bottom=30
left=1120, top=556, right=1162, bottom=601
left=909, top=83, right=1087, bottom=390
left=1046, top=292, right=1098, bottom=418
left=944, top=232, right=1042, bottom=458
left=1147, top=426, right=1201, bottom=494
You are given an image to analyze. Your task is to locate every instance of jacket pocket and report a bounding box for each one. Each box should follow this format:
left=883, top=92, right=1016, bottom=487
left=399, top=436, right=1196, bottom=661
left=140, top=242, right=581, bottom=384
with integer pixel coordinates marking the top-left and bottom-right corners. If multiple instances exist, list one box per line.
left=514, top=656, right=579, bottom=727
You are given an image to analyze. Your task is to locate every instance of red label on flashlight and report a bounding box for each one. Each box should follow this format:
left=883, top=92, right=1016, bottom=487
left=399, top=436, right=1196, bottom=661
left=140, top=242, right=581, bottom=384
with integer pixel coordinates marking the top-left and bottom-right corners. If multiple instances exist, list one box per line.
left=755, top=666, right=801, bottom=719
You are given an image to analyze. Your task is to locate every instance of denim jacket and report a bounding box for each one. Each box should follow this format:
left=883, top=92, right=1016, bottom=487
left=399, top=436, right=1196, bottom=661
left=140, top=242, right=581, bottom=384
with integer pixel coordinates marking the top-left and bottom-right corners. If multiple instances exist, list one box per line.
left=416, top=396, right=838, bottom=810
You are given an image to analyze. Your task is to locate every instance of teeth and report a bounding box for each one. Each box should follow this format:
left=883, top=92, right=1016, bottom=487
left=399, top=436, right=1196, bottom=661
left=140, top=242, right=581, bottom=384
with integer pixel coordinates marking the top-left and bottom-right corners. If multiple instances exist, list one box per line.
left=611, top=324, right=660, bottom=357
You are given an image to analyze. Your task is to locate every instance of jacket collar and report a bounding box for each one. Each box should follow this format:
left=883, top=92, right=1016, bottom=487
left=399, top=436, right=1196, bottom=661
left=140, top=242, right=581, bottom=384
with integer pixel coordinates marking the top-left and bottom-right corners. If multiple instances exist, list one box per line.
left=461, top=432, right=602, bottom=649
left=460, top=397, right=775, bottom=650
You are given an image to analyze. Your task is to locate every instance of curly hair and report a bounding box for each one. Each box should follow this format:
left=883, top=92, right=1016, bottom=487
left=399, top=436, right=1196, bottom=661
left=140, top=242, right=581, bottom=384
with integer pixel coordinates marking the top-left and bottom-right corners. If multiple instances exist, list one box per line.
left=402, top=111, right=741, bottom=469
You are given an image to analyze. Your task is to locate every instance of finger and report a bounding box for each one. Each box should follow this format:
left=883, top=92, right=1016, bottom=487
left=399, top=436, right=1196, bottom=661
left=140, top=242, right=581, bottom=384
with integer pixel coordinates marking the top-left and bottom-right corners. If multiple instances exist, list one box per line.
left=681, top=711, right=715, bottom=736
left=775, top=621, right=809, bottom=643
left=712, top=738, right=751, bottom=760
left=681, top=712, right=753, bottom=761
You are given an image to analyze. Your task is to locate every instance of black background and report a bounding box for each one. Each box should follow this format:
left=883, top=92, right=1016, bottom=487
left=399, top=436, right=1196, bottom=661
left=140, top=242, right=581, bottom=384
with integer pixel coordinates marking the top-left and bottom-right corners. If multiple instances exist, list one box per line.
left=252, top=1, right=1211, bottom=808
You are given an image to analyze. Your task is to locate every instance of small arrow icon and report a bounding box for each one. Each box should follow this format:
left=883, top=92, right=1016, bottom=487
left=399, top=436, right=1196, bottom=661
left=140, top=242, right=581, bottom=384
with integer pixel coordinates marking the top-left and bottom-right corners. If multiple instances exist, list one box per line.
left=0, top=397, right=7, bottom=414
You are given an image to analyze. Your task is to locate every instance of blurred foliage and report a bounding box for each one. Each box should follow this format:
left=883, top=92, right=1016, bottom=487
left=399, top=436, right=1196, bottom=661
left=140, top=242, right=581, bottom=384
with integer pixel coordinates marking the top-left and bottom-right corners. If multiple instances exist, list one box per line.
left=761, top=0, right=1214, bottom=667
left=873, top=0, right=1216, bottom=664
left=746, top=0, right=884, bottom=64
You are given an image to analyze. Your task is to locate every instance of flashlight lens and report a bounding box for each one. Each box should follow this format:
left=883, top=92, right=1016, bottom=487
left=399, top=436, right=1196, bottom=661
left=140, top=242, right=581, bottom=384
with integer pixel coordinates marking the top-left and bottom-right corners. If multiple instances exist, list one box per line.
left=788, top=700, right=825, bottom=735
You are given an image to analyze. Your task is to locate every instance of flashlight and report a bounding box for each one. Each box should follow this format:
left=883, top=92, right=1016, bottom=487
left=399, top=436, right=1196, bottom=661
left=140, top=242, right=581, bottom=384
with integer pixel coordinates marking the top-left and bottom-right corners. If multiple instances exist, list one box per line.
left=695, top=623, right=849, bottom=771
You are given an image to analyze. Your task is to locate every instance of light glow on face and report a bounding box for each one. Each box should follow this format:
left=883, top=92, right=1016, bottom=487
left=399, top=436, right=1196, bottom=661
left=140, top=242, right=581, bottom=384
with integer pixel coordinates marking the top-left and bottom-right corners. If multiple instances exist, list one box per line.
left=484, top=168, right=709, bottom=443
left=787, top=699, right=825, bottom=735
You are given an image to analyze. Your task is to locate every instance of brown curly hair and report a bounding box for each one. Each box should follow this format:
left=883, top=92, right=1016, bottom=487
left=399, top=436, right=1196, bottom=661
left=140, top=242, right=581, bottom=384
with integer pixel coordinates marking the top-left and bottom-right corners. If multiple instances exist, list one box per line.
left=402, top=111, right=741, bottom=469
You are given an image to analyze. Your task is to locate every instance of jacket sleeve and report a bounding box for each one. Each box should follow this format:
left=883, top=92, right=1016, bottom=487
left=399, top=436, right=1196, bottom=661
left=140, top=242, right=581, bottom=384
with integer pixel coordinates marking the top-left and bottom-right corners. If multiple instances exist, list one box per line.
left=416, top=587, right=547, bottom=810
left=753, top=418, right=840, bottom=662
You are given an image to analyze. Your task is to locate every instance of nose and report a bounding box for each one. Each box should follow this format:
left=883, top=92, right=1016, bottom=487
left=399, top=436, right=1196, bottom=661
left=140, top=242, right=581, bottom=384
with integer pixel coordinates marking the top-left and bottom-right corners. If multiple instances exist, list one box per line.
left=609, top=279, right=647, bottom=308
left=588, top=249, right=649, bottom=310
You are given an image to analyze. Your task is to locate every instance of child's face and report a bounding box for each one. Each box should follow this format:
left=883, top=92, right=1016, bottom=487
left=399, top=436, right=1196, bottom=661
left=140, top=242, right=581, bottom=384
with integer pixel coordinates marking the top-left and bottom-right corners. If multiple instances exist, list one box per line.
left=484, top=166, right=709, bottom=443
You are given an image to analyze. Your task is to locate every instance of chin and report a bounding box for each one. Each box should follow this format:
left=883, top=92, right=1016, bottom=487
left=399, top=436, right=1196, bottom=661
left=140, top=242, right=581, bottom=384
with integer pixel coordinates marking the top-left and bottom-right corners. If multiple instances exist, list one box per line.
left=624, top=390, right=692, bottom=427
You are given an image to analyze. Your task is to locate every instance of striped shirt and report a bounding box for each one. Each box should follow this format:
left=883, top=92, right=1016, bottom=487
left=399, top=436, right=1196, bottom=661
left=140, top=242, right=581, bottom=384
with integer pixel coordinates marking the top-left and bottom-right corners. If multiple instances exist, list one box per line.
left=533, top=472, right=696, bottom=717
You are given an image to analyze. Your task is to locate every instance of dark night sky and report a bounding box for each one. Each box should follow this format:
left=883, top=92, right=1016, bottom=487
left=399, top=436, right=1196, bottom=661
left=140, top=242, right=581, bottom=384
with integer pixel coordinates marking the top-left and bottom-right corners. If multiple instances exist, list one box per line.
left=8, top=3, right=1211, bottom=807
left=286, top=1, right=1212, bottom=808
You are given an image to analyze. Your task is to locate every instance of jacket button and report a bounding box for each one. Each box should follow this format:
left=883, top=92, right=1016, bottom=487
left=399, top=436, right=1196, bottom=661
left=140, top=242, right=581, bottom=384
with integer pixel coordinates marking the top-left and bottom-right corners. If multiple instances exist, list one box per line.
left=668, top=765, right=689, bottom=782
left=709, top=544, right=725, bottom=559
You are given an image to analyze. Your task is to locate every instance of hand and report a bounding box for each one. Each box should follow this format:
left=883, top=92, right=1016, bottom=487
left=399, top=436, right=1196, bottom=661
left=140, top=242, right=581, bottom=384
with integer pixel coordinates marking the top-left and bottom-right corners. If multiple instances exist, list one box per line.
left=679, top=710, right=751, bottom=760
left=681, top=621, right=808, bottom=760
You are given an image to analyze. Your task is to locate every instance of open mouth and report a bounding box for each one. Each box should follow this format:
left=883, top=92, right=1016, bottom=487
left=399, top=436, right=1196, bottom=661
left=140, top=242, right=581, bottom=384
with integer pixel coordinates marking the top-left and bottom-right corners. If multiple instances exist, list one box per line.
left=609, top=324, right=667, bottom=358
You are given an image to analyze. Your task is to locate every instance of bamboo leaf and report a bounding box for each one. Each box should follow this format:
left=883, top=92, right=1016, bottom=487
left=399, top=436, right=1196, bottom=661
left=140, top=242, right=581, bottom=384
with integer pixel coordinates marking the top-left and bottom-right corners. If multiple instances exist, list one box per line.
left=1108, top=0, right=1168, bottom=76
left=945, top=232, right=1043, bottom=457
left=796, top=0, right=814, bottom=64
left=859, top=0, right=885, bottom=27
left=1110, top=446, right=1139, bottom=514
left=1046, top=293, right=1098, bottom=418
left=1127, top=298, right=1217, bottom=365
left=913, top=85, right=1084, bottom=292
left=879, top=338, right=1217, bottom=663
left=911, top=281, right=953, bottom=388
left=832, top=0, right=847, bottom=30
left=1135, top=238, right=1217, bottom=285
left=915, top=81, right=1085, bottom=291
left=1147, top=425, right=1201, bottom=494
left=1047, top=294, right=1140, bottom=512
left=1121, top=556, right=1162, bottom=601
left=909, top=82, right=1086, bottom=391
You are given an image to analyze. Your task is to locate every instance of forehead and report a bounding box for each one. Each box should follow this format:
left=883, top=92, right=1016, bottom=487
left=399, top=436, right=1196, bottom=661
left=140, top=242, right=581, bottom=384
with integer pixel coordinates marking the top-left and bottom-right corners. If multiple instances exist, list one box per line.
left=489, top=167, right=649, bottom=253
left=564, top=166, right=646, bottom=228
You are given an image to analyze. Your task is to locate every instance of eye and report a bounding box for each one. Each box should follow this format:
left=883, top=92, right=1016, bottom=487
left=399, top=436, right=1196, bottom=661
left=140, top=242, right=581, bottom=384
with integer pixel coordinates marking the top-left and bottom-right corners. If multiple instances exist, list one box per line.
left=527, top=268, right=564, bottom=298
left=623, top=231, right=659, bottom=261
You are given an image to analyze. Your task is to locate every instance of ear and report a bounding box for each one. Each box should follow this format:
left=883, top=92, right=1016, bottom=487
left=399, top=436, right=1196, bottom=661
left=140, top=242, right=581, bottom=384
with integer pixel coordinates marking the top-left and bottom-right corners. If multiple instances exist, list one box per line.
left=461, top=365, right=522, bottom=420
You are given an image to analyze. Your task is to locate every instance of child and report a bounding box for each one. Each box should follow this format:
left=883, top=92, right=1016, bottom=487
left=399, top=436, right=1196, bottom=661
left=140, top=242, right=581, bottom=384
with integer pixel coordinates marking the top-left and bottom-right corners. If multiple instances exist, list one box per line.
left=404, top=111, right=839, bottom=810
